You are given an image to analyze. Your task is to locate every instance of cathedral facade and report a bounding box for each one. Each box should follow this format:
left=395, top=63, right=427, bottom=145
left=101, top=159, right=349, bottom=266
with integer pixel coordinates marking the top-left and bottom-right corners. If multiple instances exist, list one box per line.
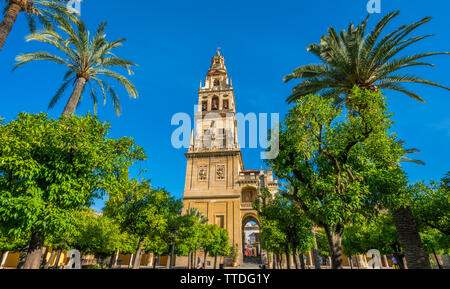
left=181, top=51, right=278, bottom=265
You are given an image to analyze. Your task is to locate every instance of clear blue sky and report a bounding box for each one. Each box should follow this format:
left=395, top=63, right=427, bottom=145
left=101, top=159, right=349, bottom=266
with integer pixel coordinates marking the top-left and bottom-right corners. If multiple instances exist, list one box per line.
left=0, top=0, right=449, bottom=211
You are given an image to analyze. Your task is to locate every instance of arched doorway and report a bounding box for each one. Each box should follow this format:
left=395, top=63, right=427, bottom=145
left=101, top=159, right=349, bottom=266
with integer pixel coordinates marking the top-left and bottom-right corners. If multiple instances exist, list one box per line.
left=242, top=214, right=262, bottom=265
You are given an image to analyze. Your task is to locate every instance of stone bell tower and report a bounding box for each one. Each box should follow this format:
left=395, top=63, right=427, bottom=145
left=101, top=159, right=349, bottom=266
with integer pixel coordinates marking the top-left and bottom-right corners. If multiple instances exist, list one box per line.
left=182, top=50, right=278, bottom=266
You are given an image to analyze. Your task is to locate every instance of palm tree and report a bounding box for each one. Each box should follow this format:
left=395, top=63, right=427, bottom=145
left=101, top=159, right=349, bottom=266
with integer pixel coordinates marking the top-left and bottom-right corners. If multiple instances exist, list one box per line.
left=13, top=14, right=138, bottom=116
left=0, top=0, right=72, bottom=51
left=389, top=141, right=431, bottom=269
left=398, top=140, right=425, bottom=166
left=186, top=208, right=208, bottom=224
left=284, top=11, right=450, bottom=105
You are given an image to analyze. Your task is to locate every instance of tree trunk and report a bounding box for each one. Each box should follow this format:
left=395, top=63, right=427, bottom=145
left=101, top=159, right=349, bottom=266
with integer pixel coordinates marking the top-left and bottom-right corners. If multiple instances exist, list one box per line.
left=290, top=239, right=299, bottom=269
left=17, top=247, right=28, bottom=269
left=299, top=254, right=306, bottom=269
left=391, top=207, right=431, bottom=269
left=393, top=252, right=405, bottom=269
left=132, top=239, right=144, bottom=269
left=1, top=251, right=9, bottom=268
left=214, top=255, right=217, bottom=269
left=193, top=249, right=197, bottom=269
left=40, top=247, right=50, bottom=269
left=53, top=248, right=63, bottom=269
left=62, top=77, right=87, bottom=116
left=292, top=252, right=299, bottom=269
left=0, top=2, right=22, bottom=52
left=187, top=251, right=191, bottom=269
left=203, top=250, right=208, bottom=269
left=432, top=249, right=442, bottom=269
left=324, top=225, right=344, bottom=269
left=153, top=254, right=158, bottom=269
left=169, top=243, right=175, bottom=269
left=349, top=256, right=353, bottom=269
left=285, top=245, right=291, bottom=270
left=312, top=230, right=322, bottom=269
left=113, top=250, right=119, bottom=268
left=23, top=231, right=45, bottom=269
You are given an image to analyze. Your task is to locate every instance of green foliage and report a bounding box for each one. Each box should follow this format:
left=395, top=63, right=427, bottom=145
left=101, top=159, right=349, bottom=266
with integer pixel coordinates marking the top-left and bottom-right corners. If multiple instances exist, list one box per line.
left=208, top=226, right=231, bottom=258
left=231, top=244, right=239, bottom=262
left=174, top=210, right=208, bottom=256
left=284, top=11, right=450, bottom=105
left=0, top=113, right=145, bottom=242
left=0, top=229, right=28, bottom=252
left=84, top=264, right=104, bottom=270
left=420, top=228, right=450, bottom=255
left=342, top=214, right=401, bottom=256
left=255, top=190, right=313, bottom=254
left=259, top=218, right=286, bottom=254
left=1, top=1, right=77, bottom=35
left=104, top=180, right=182, bottom=257
left=69, top=210, right=124, bottom=259
left=410, top=173, right=450, bottom=235
left=200, top=224, right=230, bottom=257
left=267, top=88, right=403, bottom=231
left=315, top=229, right=330, bottom=257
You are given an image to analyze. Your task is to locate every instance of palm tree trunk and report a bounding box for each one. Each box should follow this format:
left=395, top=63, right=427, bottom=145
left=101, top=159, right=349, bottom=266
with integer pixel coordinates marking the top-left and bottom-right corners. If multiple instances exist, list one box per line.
left=23, top=231, right=45, bottom=269
left=391, top=207, right=431, bottom=269
left=63, top=77, right=87, bottom=116
left=0, top=2, right=23, bottom=52
left=324, top=224, right=344, bottom=269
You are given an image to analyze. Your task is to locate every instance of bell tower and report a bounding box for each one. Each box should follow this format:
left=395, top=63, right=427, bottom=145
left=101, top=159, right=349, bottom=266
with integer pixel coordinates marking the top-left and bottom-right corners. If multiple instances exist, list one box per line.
left=181, top=50, right=278, bottom=267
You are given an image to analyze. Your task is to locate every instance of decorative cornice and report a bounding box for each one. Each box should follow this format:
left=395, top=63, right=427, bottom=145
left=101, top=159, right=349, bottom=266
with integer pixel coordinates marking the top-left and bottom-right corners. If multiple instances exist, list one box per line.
left=185, top=149, right=242, bottom=158
left=183, top=194, right=241, bottom=200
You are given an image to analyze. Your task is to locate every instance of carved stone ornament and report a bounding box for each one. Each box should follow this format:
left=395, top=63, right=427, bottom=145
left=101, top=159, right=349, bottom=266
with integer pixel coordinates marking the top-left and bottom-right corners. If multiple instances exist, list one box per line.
left=216, top=165, right=225, bottom=180
left=199, top=166, right=208, bottom=181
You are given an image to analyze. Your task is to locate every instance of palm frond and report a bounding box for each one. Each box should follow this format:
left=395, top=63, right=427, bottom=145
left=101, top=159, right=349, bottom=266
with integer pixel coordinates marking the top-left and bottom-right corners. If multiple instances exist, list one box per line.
left=286, top=11, right=449, bottom=105
left=48, top=77, right=74, bottom=109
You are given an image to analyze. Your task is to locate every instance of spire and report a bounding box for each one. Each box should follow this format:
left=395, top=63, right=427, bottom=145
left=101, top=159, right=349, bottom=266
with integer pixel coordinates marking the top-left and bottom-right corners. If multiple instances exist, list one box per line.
left=201, top=49, right=231, bottom=90
left=208, top=49, right=227, bottom=74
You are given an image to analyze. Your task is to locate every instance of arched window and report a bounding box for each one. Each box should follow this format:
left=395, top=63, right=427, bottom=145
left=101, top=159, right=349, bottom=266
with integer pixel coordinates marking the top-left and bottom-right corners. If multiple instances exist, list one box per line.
left=211, top=96, right=219, bottom=110
left=213, top=79, right=220, bottom=87
left=223, top=99, right=229, bottom=110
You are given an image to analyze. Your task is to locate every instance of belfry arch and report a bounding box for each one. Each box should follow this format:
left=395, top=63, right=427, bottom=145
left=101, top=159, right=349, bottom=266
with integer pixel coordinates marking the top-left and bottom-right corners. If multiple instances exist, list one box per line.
left=241, top=213, right=261, bottom=264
